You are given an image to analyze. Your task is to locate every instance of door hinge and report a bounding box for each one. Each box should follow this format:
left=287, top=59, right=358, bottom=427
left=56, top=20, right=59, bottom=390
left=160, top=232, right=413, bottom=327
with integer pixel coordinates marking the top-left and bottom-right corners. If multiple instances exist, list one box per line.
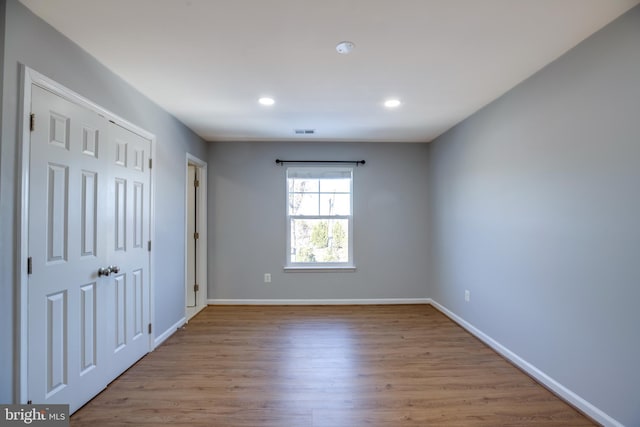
left=194, top=179, right=200, bottom=188
left=193, top=232, right=199, bottom=240
left=148, top=323, right=152, bottom=334
left=194, top=283, right=199, bottom=292
left=30, top=113, right=35, bottom=132
left=149, top=158, right=152, bottom=169
left=148, top=240, right=151, bottom=251
left=27, top=257, right=33, bottom=275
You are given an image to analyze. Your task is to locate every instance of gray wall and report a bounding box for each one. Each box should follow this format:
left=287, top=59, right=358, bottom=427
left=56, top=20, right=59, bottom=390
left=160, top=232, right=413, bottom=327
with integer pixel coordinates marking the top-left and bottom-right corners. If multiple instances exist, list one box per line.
left=428, top=6, right=640, bottom=426
left=208, top=141, right=429, bottom=301
left=0, top=0, right=208, bottom=403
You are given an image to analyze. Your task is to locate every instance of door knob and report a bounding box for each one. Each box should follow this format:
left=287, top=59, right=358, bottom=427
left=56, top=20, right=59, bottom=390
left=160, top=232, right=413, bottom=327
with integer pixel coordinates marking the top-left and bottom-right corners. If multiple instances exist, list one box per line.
left=109, top=265, right=120, bottom=274
left=97, top=267, right=112, bottom=277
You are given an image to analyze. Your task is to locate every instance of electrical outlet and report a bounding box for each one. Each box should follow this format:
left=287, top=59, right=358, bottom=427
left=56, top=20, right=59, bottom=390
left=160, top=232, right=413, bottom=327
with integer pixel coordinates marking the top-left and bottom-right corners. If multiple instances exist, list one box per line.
left=465, top=290, right=470, bottom=302
left=264, top=273, right=271, bottom=283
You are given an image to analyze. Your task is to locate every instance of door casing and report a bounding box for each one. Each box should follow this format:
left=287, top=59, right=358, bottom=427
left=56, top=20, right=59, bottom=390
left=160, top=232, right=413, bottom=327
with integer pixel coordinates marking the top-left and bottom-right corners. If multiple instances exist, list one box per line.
left=16, top=65, right=157, bottom=403
left=185, top=154, right=208, bottom=321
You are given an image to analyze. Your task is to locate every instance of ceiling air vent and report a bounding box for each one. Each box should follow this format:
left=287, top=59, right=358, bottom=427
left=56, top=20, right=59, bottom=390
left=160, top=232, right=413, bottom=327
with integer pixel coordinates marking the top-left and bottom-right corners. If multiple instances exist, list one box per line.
left=294, top=129, right=315, bottom=135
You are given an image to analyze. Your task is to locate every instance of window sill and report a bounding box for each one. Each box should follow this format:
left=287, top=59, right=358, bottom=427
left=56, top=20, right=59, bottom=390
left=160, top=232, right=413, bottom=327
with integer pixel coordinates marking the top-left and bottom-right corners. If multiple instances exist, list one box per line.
left=283, top=266, right=356, bottom=273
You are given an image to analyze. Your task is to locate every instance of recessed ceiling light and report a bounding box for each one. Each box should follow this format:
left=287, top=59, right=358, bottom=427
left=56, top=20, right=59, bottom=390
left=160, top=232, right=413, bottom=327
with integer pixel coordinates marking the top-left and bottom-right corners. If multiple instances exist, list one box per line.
left=258, top=97, right=275, bottom=106
left=336, top=41, right=355, bottom=54
left=384, top=99, right=401, bottom=108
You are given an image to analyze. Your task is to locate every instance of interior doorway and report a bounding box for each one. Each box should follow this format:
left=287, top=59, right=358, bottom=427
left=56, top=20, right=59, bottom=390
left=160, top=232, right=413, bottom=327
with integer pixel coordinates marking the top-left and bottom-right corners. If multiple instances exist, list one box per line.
left=185, top=154, right=208, bottom=321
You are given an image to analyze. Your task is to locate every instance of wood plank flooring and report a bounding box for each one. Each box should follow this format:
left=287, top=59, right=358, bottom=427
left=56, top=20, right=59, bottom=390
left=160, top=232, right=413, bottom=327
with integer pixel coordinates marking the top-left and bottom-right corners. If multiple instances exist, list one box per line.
left=71, top=305, right=594, bottom=426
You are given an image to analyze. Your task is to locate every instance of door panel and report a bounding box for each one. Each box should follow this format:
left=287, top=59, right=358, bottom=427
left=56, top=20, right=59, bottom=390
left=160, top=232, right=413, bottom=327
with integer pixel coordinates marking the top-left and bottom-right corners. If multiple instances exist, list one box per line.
left=29, top=86, right=109, bottom=411
left=112, top=274, right=127, bottom=351
left=46, top=163, right=69, bottom=262
left=105, top=122, right=150, bottom=377
left=114, top=178, right=127, bottom=251
left=46, top=290, right=67, bottom=396
left=81, top=171, right=97, bottom=257
left=132, top=269, right=144, bottom=337
left=133, top=182, right=144, bottom=248
left=28, top=85, right=151, bottom=413
left=79, top=282, right=97, bottom=374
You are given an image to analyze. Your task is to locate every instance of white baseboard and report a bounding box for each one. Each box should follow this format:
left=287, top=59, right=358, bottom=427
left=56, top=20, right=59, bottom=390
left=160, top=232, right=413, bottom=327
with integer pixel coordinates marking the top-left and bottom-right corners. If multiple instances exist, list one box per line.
left=429, top=299, right=623, bottom=427
left=153, top=316, right=186, bottom=349
left=207, top=298, right=430, bottom=305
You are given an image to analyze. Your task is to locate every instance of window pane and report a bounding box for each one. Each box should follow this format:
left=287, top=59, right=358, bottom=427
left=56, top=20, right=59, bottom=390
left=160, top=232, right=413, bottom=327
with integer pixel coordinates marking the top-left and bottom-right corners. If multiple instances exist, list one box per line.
left=289, top=193, right=319, bottom=215
left=290, top=218, right=349, bottom=263
left=289, top=178, right=319, bottom=193
left=319, top=194, right=351, bottom=215
left=320, top=178, right=351, bottom=193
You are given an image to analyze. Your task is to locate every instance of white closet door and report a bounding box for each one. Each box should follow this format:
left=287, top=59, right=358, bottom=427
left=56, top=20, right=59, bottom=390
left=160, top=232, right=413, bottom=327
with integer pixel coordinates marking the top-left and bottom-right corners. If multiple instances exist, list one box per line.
left=28, top=85, right=110, bottom=412
left=104, top=122, right=151, bottom=377
left=27, top=85, right=152, bottom=413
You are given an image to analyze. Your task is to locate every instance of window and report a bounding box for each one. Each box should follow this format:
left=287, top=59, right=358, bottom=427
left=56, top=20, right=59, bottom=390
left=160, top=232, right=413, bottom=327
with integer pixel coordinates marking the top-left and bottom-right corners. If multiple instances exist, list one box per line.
left=286, top=167, right=354, bottom=269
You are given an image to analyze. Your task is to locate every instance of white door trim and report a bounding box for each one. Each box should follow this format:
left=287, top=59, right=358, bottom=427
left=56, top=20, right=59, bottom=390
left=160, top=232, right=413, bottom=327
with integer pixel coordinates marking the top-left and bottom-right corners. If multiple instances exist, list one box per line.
left=17, top=65, right=157, bottom=403
left=184, top=153, right=208, bottom=321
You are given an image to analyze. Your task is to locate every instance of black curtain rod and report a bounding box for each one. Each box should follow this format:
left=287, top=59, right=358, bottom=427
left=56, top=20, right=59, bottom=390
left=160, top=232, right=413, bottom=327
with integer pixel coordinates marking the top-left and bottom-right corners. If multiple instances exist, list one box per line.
left=275, top=159, right=365, bottom=166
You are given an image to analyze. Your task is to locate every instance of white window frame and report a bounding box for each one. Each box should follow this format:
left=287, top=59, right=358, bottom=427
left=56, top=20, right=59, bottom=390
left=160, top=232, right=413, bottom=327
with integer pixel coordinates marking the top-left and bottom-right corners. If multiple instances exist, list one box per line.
left=285, top=166, right=355, bottom=271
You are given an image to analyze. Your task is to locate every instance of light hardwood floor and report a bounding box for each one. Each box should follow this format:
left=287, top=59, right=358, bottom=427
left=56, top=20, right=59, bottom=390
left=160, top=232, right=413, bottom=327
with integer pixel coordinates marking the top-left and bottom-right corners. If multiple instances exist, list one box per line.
left=71, top=305, right=594, bottom=426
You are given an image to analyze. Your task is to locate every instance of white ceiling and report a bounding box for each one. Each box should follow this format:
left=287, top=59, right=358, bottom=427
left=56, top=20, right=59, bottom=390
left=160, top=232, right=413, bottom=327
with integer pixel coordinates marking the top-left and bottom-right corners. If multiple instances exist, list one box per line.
left=19, top=0, right=639, bottom=142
